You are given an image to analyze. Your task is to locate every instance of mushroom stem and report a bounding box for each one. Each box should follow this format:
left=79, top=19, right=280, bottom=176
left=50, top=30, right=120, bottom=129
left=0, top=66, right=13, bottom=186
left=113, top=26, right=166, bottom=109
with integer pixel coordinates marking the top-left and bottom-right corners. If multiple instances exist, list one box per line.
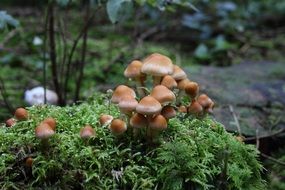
left=152, top=76, right=162, bottom=86
left=135, top=78, right=145, bottom=98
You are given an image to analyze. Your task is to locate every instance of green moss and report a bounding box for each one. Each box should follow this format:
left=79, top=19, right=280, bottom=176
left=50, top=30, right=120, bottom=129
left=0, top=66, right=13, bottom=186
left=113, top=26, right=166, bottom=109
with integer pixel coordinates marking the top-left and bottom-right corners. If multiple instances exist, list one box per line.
left=0, top=94, right=266, bottom=189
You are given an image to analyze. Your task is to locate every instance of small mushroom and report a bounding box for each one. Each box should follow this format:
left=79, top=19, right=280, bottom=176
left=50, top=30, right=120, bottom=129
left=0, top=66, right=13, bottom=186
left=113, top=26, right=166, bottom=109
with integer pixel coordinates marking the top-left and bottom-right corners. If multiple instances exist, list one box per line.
left=171, top=65, right=187, bottom=81
left=160, top=75, right=177, bottom=89
left=124, top=60, right=146, bottom=97
left=118, top=96, right=138, bottom=115
left=35, top=123, right=55, bottom=140
left=99, top=114, right=114, bottom=126
left=109, top=119, right=127, bottom=135
left=150, top=85, right=176, bottom=105
left=185, top=81, right=199, bottom=99
left=141, top=53, right=174, bottom=86
left=161, top=105, right=176, bottom=120
left=187, top=100, right=203, bottom=115
left=136, top=96, right=162, bottom=116
left=111, top=85, right=136, bottom=104
left=5, top=118, right=16, bottom=127
left=178, top=105, right=187, bottom=113
left=14, top=108, right=28, bottom=121
left=80, top=125, right=96, bottom=139
left=25, top=157, right=33, bottom=167
left=130, top=113, right=148, bottom=129
left=41, top=117, right=56, bottom=131
left=197, top=94, right=214, bottom=114
left=148, top=114, right=168, bottom=141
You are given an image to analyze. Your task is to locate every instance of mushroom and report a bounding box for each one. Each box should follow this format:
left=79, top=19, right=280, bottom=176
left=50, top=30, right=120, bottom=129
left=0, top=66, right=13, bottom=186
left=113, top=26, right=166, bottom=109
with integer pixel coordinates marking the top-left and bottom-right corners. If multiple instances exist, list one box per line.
left=130, top=113, right=148, bottom=137
left=185, top=81, right=199, bottom=99
left=187, top=100, right=203, bottom=116
left=14, top=107, right=28, bottom=121
left=141, top=53, right=174, bottom=86
left=160, top=75, right=177, bottom=90
left=80, top=125, right=96, bottom=139
left=99, top=114, right=114, bottom=126
left=161, top=105, right=176, bottom=120
left=197, top=94, right=214, bottom=114
left=5, top=118, right=16, bottom=127
left=171, top=65, right=187, bottom=81
left=41, top=117, right=56, bottom=131
left=178, top=105, right=187, bottom=113
left=148, top=114, right=167, bottom=141
left=118, top=96, right=138, bottom=115
left=25, top=157, right=33, bottom=167
left=35, top=123, right=55, bottom=140
left=35, top=123, right=55, bottom=149
left=150, top=85, right=176, bottom=105
left=124, top=60, right=146, bottom=97
left=111, top=85, right=136, bottom=104
left=136, top=96, right=162, bottom=117
left=109, top=119, right=127, bottom=135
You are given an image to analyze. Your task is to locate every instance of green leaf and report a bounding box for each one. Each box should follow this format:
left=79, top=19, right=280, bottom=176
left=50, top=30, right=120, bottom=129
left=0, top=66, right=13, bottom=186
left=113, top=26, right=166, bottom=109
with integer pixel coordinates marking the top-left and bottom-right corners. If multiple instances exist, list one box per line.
left=194, top=43, right=210, bottom=60
left=106, top=0, right=133, bottom=24
left=0, top=11, right=19, bottom=30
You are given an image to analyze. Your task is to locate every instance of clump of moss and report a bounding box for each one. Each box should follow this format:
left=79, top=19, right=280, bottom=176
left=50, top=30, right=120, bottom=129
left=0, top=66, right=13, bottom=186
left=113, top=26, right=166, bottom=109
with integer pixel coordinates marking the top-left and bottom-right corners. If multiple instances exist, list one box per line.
left=0, top=94, right=265, bottom=189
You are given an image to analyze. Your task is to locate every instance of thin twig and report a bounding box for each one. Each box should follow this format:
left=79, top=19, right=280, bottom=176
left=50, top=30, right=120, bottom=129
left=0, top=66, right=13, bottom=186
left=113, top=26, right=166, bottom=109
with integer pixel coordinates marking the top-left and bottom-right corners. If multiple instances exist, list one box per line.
left=63, top=11, right=96, bottom=101
left=0, top=77, right=14, bottom=114
left=229, top=105, right=242, bottom=136
left=261, top=153, right=285, bottom=167
left=48, top=3, right=63, bottom=105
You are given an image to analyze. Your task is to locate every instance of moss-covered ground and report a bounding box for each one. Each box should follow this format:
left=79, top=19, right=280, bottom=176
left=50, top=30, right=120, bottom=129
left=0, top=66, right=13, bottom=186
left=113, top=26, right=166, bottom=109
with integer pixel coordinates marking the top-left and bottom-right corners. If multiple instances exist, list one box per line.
left=0, top=94, right=266, bottom=189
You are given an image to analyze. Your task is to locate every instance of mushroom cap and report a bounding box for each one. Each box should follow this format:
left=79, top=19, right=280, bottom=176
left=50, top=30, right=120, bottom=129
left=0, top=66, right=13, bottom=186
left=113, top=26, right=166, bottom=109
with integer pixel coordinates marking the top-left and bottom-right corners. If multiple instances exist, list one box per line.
left=141, top=53, right=174, bottom=76
left=185, top=82, right=199, bottom=99
left=130, top=113, right=147, bottom=128
left=161, top=75, right=177, bottom=89
left=178, top=105, right=187, bottom=113
left=136, top=96, right=162, bottom=116
left=171, top=65, right=187, bottom=80
left=187, top=100, right=203, bottom=115
left=177, top=78, right=190, bottom=90
left=14, top=107, right=28, bottom=120
left=25, top=157, right=33, bottom=167
left=124, top=60, right=143, bottom=78
left=41, top=117, right=56, bottom=131
left=111, top=85, right=136, bottom=104
left=80, top=125, right=96, bottom=139
left=99, top=114, right=114, bottom=126
left=118, top=96, right=138, bottom=114
left=35, top=123, right=55, bottom=139
left=197, top=94, right=213, bottom=109
left=149, top=114, right=167, bottom=130
left=150, top=85, right=176, bottom=104
left=5, top=118, right=16, bottom=127
left=109, top=119, right=127, bottom=135
left=161, top=106, right=176, bottom=119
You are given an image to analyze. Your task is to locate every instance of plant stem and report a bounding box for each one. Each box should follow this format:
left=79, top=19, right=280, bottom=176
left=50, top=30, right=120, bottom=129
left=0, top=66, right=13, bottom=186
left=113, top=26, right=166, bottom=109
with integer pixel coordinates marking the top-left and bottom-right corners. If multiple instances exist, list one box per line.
left=48, top=3, right=64, bottom=105
left=74, top=4, right=90, bottom=102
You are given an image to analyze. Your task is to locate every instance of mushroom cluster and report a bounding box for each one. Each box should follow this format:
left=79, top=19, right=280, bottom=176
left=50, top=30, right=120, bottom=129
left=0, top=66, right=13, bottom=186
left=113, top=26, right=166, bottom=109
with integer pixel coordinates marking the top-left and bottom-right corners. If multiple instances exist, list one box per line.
left=101, top=53, right=215, bottom=142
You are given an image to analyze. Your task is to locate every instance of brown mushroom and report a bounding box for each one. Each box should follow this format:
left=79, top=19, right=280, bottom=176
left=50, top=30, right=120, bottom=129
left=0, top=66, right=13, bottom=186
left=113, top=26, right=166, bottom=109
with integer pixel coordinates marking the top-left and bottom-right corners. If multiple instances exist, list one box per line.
left=111, top=85, right=136, bottom=104
left=41, top=117, right=56, bottom=131
left=136, top=96, right=162, bottom=116
left=109, top=119, right=127, bottom=135
left=150, top=85, right=176, bottom=105
left=187, top=100, right=203, bottom=115
left=171, top=65, right=187, bottom=81
left=161, top=105, right=176, bottom=120
left=160, top=75, right=177, bottom=89
left=5, top=118, right=16, bottom=127
left=185, top=82, right=199, bottom=99
left=141, top=53, right=174, bottom=86
left=124, top=60, right=146, bottom=97
left=80, top=125, right=96, bottom=139
left=14, top=108, right=28, bottom=121
left=99, top=114, right=114, bottom=126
